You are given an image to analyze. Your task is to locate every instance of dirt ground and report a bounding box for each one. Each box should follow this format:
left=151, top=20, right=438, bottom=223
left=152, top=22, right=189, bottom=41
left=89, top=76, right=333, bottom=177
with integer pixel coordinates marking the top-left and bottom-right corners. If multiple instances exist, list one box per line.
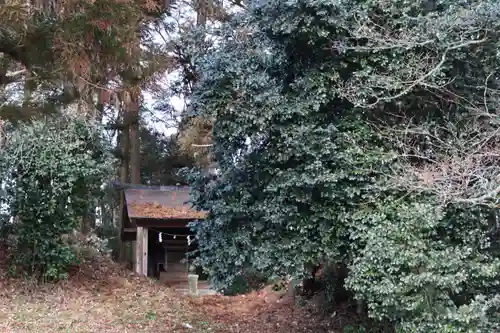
left=0, top=251, right=356, bottom=333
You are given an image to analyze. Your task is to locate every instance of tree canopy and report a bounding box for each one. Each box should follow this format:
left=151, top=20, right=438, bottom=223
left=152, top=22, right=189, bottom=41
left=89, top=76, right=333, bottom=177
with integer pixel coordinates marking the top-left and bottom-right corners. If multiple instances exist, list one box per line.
left=185, top=0, right=500, bottom=331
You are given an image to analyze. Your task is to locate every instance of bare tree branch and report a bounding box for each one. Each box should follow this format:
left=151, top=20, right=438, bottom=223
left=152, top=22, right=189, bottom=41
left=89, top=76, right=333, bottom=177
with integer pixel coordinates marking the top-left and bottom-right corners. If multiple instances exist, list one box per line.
left=347, top=37, right=488, bottom=108
left=385, top=112, right=500, bottom=206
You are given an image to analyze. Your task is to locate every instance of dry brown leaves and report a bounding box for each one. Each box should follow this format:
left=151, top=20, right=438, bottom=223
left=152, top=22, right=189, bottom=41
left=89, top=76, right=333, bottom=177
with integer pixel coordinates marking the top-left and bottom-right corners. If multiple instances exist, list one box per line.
left=177, top=116, right=214, bottom=167
left=130, top=202, right=207, bottom=219
left=0, top=1, right=30, bottom=24
left=0, top=245, right=213, bottom=332
left=0, top=244, right=355, bottom=333
left=187, top=287, right=347, bottom=333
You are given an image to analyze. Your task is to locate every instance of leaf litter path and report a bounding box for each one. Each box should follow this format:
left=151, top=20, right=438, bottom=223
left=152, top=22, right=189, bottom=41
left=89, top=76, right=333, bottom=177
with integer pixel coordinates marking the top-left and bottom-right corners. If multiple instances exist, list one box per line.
left=0, top=256, right=337, bottom=333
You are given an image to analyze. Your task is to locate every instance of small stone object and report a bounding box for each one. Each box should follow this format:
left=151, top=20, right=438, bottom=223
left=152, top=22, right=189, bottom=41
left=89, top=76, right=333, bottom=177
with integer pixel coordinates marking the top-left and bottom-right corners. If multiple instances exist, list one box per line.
left=182, top=323, right=193, bottom=329
left=187, top=274, right=199, bottom=296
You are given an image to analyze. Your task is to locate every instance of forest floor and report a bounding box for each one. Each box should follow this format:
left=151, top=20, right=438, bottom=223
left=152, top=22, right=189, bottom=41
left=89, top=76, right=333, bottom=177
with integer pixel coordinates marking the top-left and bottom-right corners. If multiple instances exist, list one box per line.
left=0, top=249, right=360, bottom=333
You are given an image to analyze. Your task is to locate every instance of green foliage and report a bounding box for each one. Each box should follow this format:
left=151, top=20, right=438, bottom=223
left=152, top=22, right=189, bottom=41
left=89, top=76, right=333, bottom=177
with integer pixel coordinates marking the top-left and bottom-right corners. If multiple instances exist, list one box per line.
left=0, top=117, right=114, bottom=280
left=187, top=118, right=390, bottom=290
left=183, top=0, right=500, bottom=331
left=223, top=269, right=271, bottom=296
left=95, top=223, right=121, bottom=260
left=347, top=201, right=500, bottom=332
left=343, top=325, right=367, bottom=333
left=224, top=275, right=250, bottom=296
left=0, top=0, right=172, bottom=122
left=139, top=126, right=195, bottom=185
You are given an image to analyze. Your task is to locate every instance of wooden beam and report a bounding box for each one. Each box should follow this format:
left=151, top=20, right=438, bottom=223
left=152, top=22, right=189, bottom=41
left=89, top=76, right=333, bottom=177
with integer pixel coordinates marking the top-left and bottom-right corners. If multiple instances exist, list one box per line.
left=122, top=228, right=137, bottom=241
left=161, top=239, right=190, bottom=245
left=163, top=248, right=193, bottom=253
left=164, top=244, right=194, bottom=249
left=135, top=226, right=143, bottom=275
left=134, top=226, right=150, bottom=276
left=141, top=226, right=148, bottom=276
left=135, top=219, right=193, bottom=228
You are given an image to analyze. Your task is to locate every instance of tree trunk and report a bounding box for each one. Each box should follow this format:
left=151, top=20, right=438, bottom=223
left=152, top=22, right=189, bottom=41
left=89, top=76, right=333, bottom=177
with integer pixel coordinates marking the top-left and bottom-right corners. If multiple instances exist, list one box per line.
left=80, top=90, right=100, bottom=234
left=81, top=202, right=96, bottom=234
left=127, top=88, right=141, bottom=271
left=117, top=112, right=130, bottom=262
left=0, top=119, right=4, bottom=148
left=129, top=95, right=141, bottom=184
left=23, top=69, right=34, bottom=105
left=100, top=199, right=109, bottom=229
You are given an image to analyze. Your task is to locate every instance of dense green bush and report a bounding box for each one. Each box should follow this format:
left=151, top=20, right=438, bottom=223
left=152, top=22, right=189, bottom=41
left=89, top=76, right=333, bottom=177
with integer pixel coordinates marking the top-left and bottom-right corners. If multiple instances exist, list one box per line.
left=183, top=0, right=500, bottom=331
left=0, top=117, right=114, bottom=280
left=224, top=274, right=251, bottom=296
left=347, top=201, right=500, bottom=332
left=223, top=268, right=271, bottom=296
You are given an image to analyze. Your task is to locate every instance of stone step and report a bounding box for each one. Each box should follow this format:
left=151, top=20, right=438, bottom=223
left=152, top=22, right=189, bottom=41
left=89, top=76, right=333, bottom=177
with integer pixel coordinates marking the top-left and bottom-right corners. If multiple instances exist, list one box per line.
left=176, top=288, right=217, bottom=296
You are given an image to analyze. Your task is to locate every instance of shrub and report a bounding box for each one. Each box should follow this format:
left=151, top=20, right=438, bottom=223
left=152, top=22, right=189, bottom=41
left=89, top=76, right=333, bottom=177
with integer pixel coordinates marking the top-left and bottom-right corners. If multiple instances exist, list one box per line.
left=223, top=268, right=271, bottom=296
left=0, top=117, right=114, bottom=281
left=347, top=201, right=500, bottom=332
left=63, top=230, right=113, bottom=262
left=182, top=0, right=500, bottom=329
